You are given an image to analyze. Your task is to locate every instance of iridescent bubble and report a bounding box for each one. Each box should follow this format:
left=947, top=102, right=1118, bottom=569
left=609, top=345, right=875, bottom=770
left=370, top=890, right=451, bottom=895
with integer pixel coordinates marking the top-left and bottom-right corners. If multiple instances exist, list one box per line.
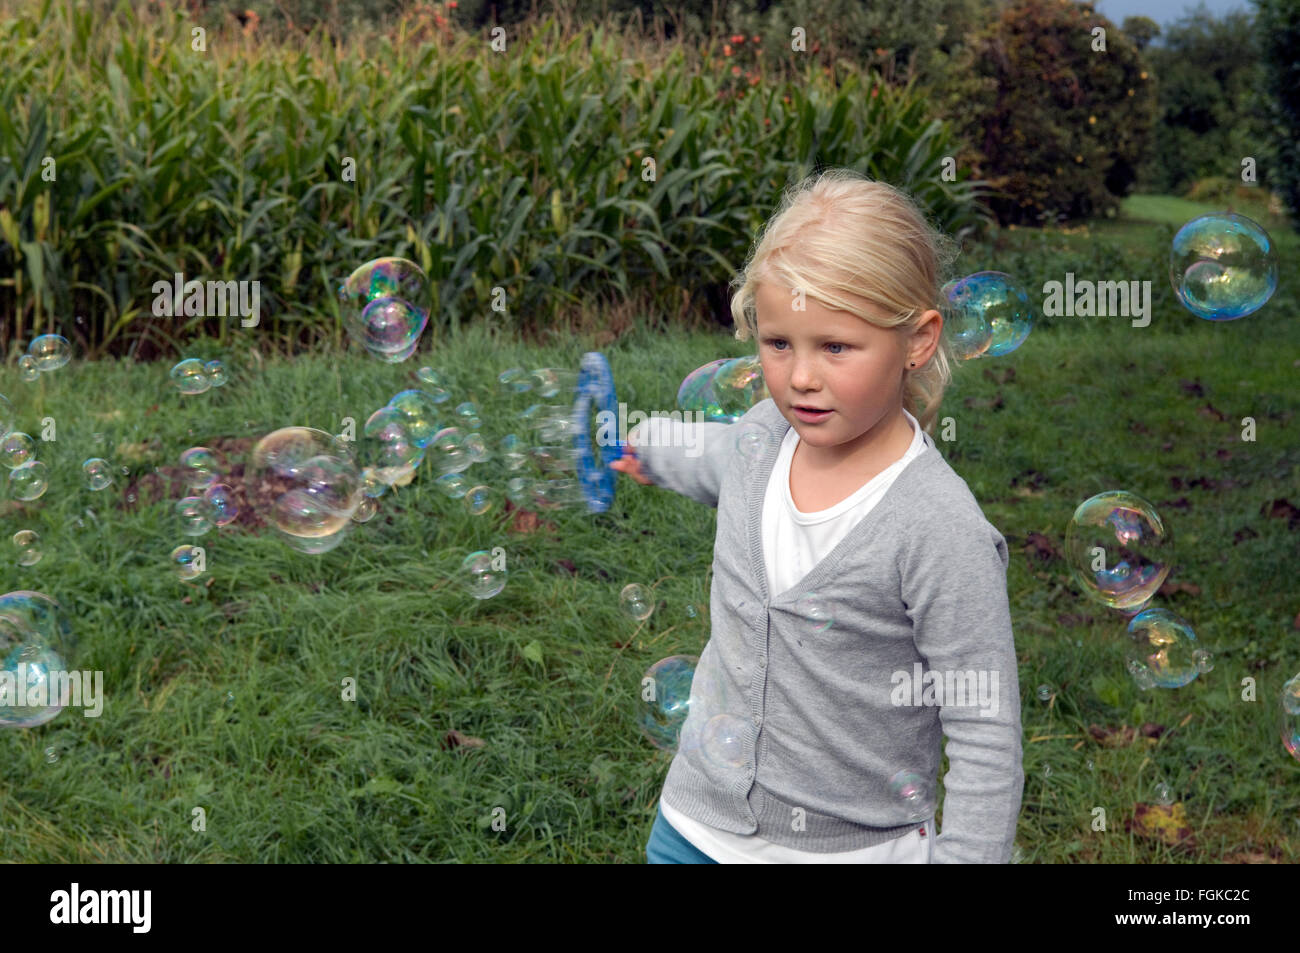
left=455, top=402, right=482, bottom=430
left=338, top=257, right=429, bottom=311
left=360, top=467, right=388, bottom=499
left=677, top=359, right=728, bottom=421
left=432, top=427, right=470, bottom=475
left=1153, top=781, right=1174, bottom=806
left=8, top=461, right=48, bottom=501
left=345, top=297, right=428, bottom=363
left=361, top=407, right=421, bottom=484
left=461, top=550, right=506, bottom=600
left=180, top=446, right=222, bottom=490
left=889, top=769, right=930, bottom=821
left=702, top=713, right=747, bottom=768
left=0, top=633, right=67, bottom=728
left=1, top=432, right=34, bottom=468
left=387, top=390, right=441, bottom=448
left=170, top=358, right=211, bottom=395
left=176, top=496, right=216, bottom=536
left=796, top=592, right=833, bottom=631
left=1041, top=763, right=1053, bottom=779
left=1064, top=491, right=1172, bottom=610
left=351, top=496, right=377, bottom=523
left=637, top=655, right=698, bottom=751
left=205, top=359, right=227, bottom=387
left=465, top=485, right=496, bottom=515
left=82, top=458, right=112, bottom=491
left=247, top=427, right=363, bottom=552
left=1170, top=213, right=1278, bottom=320
left=203, top=484, right=239, bottom=526
left=0, top=394, right=12, bottom=439
left=28, top=334, right=71, bottom=372
left=940, top=271, right=1033, bottom=358
left=1125, top=608, right=1201, bottom=689
left=712, top=355, right=769, bottom=420
left=44, top=745, right=58, bottom=764
left=529, top=368, right=575, bottom=399
left=735, top=425, right=765, bottom=460
left=18, top=355, right=39, bottom=383
left=463, top=432, right=488, bottom=463
left=620, top=583, right=655, bottom=622
left=531, top=445, right=577, bottom=475
left=1193, top=648, right=1214, bottom=674
left=0, top=591, right=74, bottom=658
left=498, top=367, right=531, bottom=393
left=12, top=530, right=41, bottom=567
left=1281, top=673, right=1300, bottom=763
left=1036, top=684, right=1052, bottom=702
left=505, top=476, right=532, bottom=504
left=170, top=544, right=205, bottom=580
left=500, top=434, right=528, bottom=471
left=415, top=368, right=451, bottom=402
left=436, top=472, right=469, bottom=498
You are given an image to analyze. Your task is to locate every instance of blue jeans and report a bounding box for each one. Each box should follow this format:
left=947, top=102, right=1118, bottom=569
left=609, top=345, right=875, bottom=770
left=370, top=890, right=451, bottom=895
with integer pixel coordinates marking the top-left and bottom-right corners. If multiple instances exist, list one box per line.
left=645, top=802, right=719, bottom=864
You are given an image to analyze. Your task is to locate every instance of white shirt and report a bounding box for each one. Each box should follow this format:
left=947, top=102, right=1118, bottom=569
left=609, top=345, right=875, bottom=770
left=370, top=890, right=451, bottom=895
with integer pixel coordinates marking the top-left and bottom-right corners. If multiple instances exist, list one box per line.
left=661, top=408, right=931, bottom=863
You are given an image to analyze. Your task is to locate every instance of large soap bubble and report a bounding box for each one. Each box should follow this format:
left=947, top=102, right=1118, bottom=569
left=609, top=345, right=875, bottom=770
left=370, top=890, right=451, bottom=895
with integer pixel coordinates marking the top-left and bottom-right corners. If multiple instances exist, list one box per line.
left=28, top=334, right=72, bottom=372
left=339, top=258, right=430, bottom=362
left=1124, top=608, right=1201, bottom=689
left=940, top=271, right=1032, bottom=358
left=1064, top=491, right=1172, bottom=611
left=360, top=408, right=422, bottom=485
left=712, top=356, right=770, bottom=420
left=677, top=359, right=728, bottom=420
left=1170, top=213, right=1277, bottom=321
left=247, top=427, right=363, bottom=554
left=638, top=655, right=698, bottom=752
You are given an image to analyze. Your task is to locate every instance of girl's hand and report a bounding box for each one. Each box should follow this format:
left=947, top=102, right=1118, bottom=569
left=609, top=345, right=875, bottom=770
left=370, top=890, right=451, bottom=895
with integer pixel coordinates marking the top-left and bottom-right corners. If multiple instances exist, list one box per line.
left=610, top=445, right=654, bottom=485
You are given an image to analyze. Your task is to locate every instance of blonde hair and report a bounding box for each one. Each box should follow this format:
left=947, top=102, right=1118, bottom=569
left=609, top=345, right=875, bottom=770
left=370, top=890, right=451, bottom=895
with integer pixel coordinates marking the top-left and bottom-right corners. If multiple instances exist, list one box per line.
left=729, top=169, right=960, bottom=435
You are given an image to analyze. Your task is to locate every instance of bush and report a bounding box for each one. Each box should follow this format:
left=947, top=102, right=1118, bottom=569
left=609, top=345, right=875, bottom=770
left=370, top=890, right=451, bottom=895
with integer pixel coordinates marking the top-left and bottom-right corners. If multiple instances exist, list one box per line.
left=937, top=0, right=1158, bottom=227
left=1254, top=0, right=1300, bottom=228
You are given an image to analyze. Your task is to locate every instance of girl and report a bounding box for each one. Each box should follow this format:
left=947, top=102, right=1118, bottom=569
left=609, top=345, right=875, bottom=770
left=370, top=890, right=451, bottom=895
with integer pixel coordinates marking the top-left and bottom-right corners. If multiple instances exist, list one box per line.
left=611, top=169, right=1023, bottom=864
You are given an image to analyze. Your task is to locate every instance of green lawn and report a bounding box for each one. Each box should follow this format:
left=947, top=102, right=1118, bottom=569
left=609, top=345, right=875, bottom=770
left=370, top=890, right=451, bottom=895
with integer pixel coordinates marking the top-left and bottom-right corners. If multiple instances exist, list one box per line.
left=1, top=213, right=1297, bottom=863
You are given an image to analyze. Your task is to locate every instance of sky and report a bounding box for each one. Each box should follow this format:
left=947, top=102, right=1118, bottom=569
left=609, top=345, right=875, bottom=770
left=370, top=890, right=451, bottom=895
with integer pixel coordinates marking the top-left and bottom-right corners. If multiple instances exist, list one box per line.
left=1092, top=0, right=1255, bottom=30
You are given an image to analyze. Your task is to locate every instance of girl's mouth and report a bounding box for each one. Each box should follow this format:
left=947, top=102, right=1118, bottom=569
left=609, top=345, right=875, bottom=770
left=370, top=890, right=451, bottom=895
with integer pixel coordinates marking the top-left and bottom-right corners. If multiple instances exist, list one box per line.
left=793, top=406, right=832, bottom=422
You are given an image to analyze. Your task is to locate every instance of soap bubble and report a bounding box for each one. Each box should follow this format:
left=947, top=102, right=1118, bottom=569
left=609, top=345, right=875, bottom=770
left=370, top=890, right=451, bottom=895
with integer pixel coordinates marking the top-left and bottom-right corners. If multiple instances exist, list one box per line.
left=435, top=472, right=469, bottom=498
left=1064, top=491, right=1172, bottom=610
left=940, top=271, right=1033, bottom=358
left=620, top=583, right=655, bottom=621
left=171, top=544, right=205, bottom=580
left=0, top=591, right=74, bottom=657
left=455, top=402, right=482, bottom=430
left=360, top=407, right=421, bottom=485
left=1153, top=781, right=1174, bottom=806
left=18, top=355, right=39, bottom=382
left=203, top=484, right=239, bottom=526
left=1041, top=763, right=1053, bottom=779
left=461, top=550, right=506, bottom=599
left=247, top=427, right=363, bottom=553
left=796, top=592, right=834, bottom=631
left=638, top=655, right=698, bottom=751
left=889, top=769, right=930, bottom=822
left=463, top=432, right=488, bottom=463
left=44, top=745, right=58, bottom=764
left=387, top=390, right=441, bottom=448
left=465, top=485, right=496, bottom=515
left=1036, top=684, right=1052, bottom=702
left=176, top=496, right=216, bottom=536
left=712, top=355, right=769, bottom=420
left=28, top=334, right=71, bottom=372
left=205, top=359, right=228, bottom=387
left=351, top=497, right=377, bottom=523
left=701, top=713, right=747, bottom=768
left=1281, top=673, right=1300, bottom=763
left=345, top=297, right=428, bottom=363
left=432, top=427, right=471, bottom=475
left=339, top=256, right=428, bottom=311
left=0, top=633, right=67, bottom=728
left=8, top=461, right=48, bottom=501
left=12, top=530, right=41, bottom=567
left=677, top=359, right=728, bottom=420
left=170, top=359, right=211, bottom=395
left=180, top=446, right=222, bottom=490
left=529, top=368, right=575, bottom=399
left=1193, top=648, right=1213, bottom=673
left=1125, top=608, right=1201, bottom=689
left=1170, top=213, right=1278, bottom=320
left=360, top=467, right=388, bottom=499
left=505, top=477, right=532, bottom=504
left=498, top=367, right=530, bottom=393
left=1, top=432, right=34, bottom=468
left=0, top=394, right=12, bottom=439
left=500, top=434, right=528, bottom=470
left=82, top=458, right=112, bottom=491
left=735, top=425, right=765, bottom=460
left=415, top=368, right=451, bottom=402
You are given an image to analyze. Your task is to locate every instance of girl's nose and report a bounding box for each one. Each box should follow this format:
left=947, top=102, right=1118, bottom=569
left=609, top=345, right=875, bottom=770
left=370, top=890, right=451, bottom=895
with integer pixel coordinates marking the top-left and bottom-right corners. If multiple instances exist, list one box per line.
left=790, top=358, right=818, bottom=390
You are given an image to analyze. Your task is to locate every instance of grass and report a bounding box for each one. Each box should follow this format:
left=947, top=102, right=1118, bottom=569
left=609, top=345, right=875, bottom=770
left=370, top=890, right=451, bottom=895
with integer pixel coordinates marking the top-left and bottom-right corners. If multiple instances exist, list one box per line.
left=0, top=214, right=1297, bottom=863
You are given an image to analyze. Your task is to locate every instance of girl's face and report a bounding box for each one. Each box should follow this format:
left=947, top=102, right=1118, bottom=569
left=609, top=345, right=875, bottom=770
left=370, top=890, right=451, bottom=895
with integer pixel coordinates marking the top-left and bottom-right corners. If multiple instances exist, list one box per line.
left=754, top=282, right=929, bottom=458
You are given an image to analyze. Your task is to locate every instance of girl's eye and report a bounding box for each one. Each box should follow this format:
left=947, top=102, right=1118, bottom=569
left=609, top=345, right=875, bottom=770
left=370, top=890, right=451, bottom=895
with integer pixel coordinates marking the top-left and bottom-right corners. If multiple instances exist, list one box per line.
left=767, top=339, right=788, bottom=351
left=826, top=343, right=844, bottom=354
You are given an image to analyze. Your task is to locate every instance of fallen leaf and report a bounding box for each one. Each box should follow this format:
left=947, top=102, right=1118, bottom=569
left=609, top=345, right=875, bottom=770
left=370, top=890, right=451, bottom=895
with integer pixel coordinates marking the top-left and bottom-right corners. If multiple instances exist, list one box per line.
left=963, top=392, right=1005, bottom=411
left=443, top=730, right=486, bottom=751
left=1022, top=532, right=1060, bottom=563
left=1127, top=802, right=1196, bottom=850
left=1179, top=379, right=1205, bottom=397
left=1089, top=723, right=1137, bottom=748
left=1138, top=722, right=1166, bottom=739
left=1196, top=403, right=1228, bottom=422
left=1261, top=498, right=1300, bottom=529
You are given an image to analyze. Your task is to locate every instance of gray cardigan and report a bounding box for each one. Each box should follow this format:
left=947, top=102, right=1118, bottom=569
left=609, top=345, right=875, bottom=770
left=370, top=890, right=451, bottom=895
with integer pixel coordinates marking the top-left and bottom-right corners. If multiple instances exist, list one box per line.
left=633, top=398, right=1023, bottom=863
